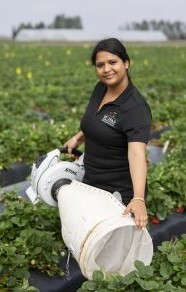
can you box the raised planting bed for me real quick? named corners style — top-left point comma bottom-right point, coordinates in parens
top-left (0, 163), bottom-right (31, 187)
top-left (0, 187), bottom-right (186, 291)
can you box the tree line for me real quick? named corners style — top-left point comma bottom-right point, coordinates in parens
top-left (12, 14), bottom-right (83, 38)
top-left (119, 20), bottom-right (186, 39)
top-left (13, 17), bottom-right (186, 40)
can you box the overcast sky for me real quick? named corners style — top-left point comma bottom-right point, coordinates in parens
top-left (0, 0), bottom-right (186, 37)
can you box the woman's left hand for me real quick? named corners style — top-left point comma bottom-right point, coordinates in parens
top-left (123, 200), bottom-right (148, 229)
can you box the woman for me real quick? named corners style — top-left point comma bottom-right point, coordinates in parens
top-left (64, 38), bottom-right (151, 229)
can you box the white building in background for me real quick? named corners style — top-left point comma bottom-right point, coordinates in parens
top-left (16, 29), bottom-right (167, 42)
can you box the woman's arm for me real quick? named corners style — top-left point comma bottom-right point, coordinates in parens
top-left (64, 131), bottom-right (85, 154)
top-left (124, 142), bottom-right (148, 229)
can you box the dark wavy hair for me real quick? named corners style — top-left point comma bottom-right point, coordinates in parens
top-left (91, 38), bottom-right (130, 66)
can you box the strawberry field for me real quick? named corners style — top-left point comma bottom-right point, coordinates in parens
top-left (0, 42), bottom-right (185, 218)
top-left (0, 42), bottom-right (186, 290)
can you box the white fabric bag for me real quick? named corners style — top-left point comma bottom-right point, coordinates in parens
top-left (57, 180), bottom-right (153, 279)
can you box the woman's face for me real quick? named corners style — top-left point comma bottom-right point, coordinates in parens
top-left (95, 51), bottom-right (129, 87)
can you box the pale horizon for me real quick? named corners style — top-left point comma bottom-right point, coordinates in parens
top-left (0, 0), bottom-right (186, 37)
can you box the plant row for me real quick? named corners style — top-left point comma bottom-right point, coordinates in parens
top-left (78, 234), bottom-right (186, 292)
top-left (0, 43), bottom-right (185, 220)
top-left (0, 191), bottom-right (185, 291)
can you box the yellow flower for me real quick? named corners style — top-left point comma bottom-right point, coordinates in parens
top-left (38, 55), bottom-right (43, 60)
top-left (85, 60), bottom-right (90, 66)
top-left (27, 72), bottom-right (33, 79)
top-left (66, 49), bottom-right (72, 56)
top-left (45, 60), bottom-right (50, 66)
top-left (50, 119), bottom-right (54, 125)
top-left (71, 107), bottom-right (77, 113)
top-left (5, 52), bottom-right (10, 58)
top-left (31, 259), bottom-right (36, 265)
top-left (16, 67), bottom-right (22, 75)
top-left (83, 44), bottom-right (90, 49)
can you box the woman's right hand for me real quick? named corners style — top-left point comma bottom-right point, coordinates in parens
top-left (64, 131), bottom-right (85, 154)
top-left (64, 136), bottom-right (79, 154)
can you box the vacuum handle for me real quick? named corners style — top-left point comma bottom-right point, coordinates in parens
top-left (58, 147), bottom-right (83, 157)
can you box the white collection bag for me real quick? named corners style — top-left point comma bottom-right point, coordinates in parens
top-left (57, 180), bottom-right (153, 279)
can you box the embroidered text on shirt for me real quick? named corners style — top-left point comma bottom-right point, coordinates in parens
top-left (101, 111), bottom-right (118, 127)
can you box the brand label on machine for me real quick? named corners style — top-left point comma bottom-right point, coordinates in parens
top-left (65, 168), bottom-right (77, 175)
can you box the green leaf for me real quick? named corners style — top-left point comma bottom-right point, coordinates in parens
top-left (10, 216), bottom-right (27, 227)
top-left (134, 261), bottom-right (153, 279)
top-left (22, 278), bottom-right (30, 288)
top-left (92, 270), bottom-right (104, 282)
top-left (24, 286), bottom-right (39, 292)
top-left (14, 267), bottom-right (30, 279)
top-left (31, 246), bottom-right (42, 256)
top-left (106, 274), bottom-right (115, 282)
top-left (81, 281), bottom-right (97, 291)
top-left (163, 281), bottom-right (182, 292)
top-left (107, 283), bottom-right (118, 290)
top-left (167, 253), bottom-right (180, 263)
top-left (135, 278), bottom-right (159, 290)
top-left (7, 246), bottom-right (17, 255)
top-left (159, 262), bottom-right (174, 279)
top-left (135, 260), bottom-right (146, 270)
top-left (181, 276), bottom-right (186, 286)
top-left (12, 254), bottom-right (26, 265)
top-left (158, 241), bottom-right (172, 252)
top-left (121, 270), bottom-right (136, 285)
top-left (181, 234), bottom-right (186, 240)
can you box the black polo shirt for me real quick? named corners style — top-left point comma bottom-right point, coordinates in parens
top-left (81, 81), bottom-right (151, 204)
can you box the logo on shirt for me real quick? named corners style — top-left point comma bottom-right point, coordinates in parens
top-left (101, 111), bottom-right (118, 127)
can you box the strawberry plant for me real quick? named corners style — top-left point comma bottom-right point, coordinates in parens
top-left (0, 191), bottom-right (66, 290)
top-left (78, 235), bottom-right (186, 291)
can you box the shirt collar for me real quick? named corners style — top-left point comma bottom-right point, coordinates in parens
top-left (112, 82), bottom-right (133, 106)
top-left (100, 81), bottom-right (133, 107)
